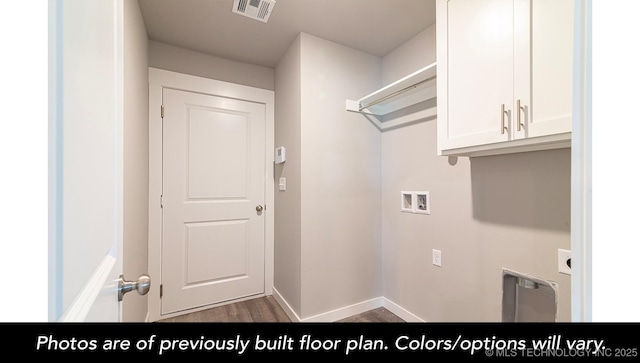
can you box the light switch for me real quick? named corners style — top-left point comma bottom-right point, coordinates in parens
top-left (279, 177), bottom-right (286, 191)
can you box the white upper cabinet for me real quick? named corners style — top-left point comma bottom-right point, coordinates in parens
top-left (517, 0), bottom-right (574, 139)
top-left (437, 0), bottom-right (574, 157)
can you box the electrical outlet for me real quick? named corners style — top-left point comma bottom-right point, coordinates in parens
top-left (432, 249), bottom-right (442, 267)
top-left (558, 249), bottom-right (571, 275)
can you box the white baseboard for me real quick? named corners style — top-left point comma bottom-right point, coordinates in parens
top-left (301, 297), bottom-right (384, 322)
top-left (271, 288), bottom-right (425, 323)
top-left (382, 297), bottom-right (425, 322)
top-left (271, 287), bottom-right (302, 322)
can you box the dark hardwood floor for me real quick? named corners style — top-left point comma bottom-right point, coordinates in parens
top-left (158, 296), bottom-right (405, 323)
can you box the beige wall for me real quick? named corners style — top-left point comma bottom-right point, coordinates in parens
top-left (380, 26), bottom-right (571, 321)
top-left (123, 0), bottom-right (149, 322)
top-left (148, 40), bottom-right (274, 90)
top-left (274, 35), bottom-right (303, 316)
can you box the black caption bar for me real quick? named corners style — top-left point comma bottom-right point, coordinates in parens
top-left (2, 322), bottom-right (639, 361)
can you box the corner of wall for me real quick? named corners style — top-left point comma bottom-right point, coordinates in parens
top-left (297, 33), bottom-right (382, 319)
top-left (273, 33), bottom-right (303, 318)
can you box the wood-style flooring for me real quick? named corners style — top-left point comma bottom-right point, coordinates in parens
top-left (158, 296), bottom-right (405, 323)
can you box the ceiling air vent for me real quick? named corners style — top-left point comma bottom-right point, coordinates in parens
top-left (232, 0), bottom-right (276, 23)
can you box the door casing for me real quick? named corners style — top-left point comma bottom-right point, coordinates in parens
top-left (147, 67), bottom-right (274, 322)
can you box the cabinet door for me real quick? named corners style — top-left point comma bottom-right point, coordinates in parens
top-left (439, 0), bottom-right (514, 150)
top-left (514, 0), bottom-right (573, 139)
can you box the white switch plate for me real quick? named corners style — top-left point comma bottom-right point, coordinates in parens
top-left (275, 146), bottom-right (286, 164)
top-left (558, 249), bottom-right (571, 275)
top-left (432, 249), bottom-right (442, 267)
top-left (279, 177), bottom-right (286, 191)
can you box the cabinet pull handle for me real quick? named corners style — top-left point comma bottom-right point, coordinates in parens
top-left (501, 104), bottom-right (508, 134)
top-left (516, 99), bottom-right (525, 131)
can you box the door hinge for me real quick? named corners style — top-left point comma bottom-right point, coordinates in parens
top-left (160, 284), bottom-right (163, 298)
top-left (160, 194), bottom-right (163, 209)
top-left (161, 105), bottom-right (164, 118)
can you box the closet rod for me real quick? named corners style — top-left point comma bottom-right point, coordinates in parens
top-left (359, 75), bottom-right (437, 111)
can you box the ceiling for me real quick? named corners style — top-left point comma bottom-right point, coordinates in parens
top-left (138, 0), bottom-right (436, 69)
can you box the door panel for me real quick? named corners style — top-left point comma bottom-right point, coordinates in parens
top-left (515, 0), bottom-right (574, 138)
top-left (50, 0), bottom-right (123, 322)
top-left (445, 0), bottom-right (513, 149)
top-left (162, 88), bottom-right (265, 314)
top-left (187, 108), bottom-right (248, 199)
top-left (185, 220), bottom-right (249, 284)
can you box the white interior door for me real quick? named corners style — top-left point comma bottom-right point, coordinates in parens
top-left (49, 0), bottom-right (124, 322)
top-left (161, 88), bottom-right (266, 315)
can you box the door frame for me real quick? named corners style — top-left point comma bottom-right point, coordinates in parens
top-left (570, 0), bottom-right (592, 322)
top-left (147, 68), bottom-right (274, 322)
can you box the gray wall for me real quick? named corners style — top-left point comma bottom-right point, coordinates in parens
top-left (274, 35), bottom-right (302, 316)
top-left (380, 26), bottom-right (571, 321)
top-left (148, 40), bottom-right (275, 90)
top-left (274, 33), bottom-right (382, 319)
top-left (299, 33), bottom-right (382, 318)
top-left (123, 0), bottom-right (149, 322)
top-left (382, 26), bottom-right (436, 84)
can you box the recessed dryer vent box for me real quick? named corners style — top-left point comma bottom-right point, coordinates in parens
top-left (502, 268), bottom-right (558, 322)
